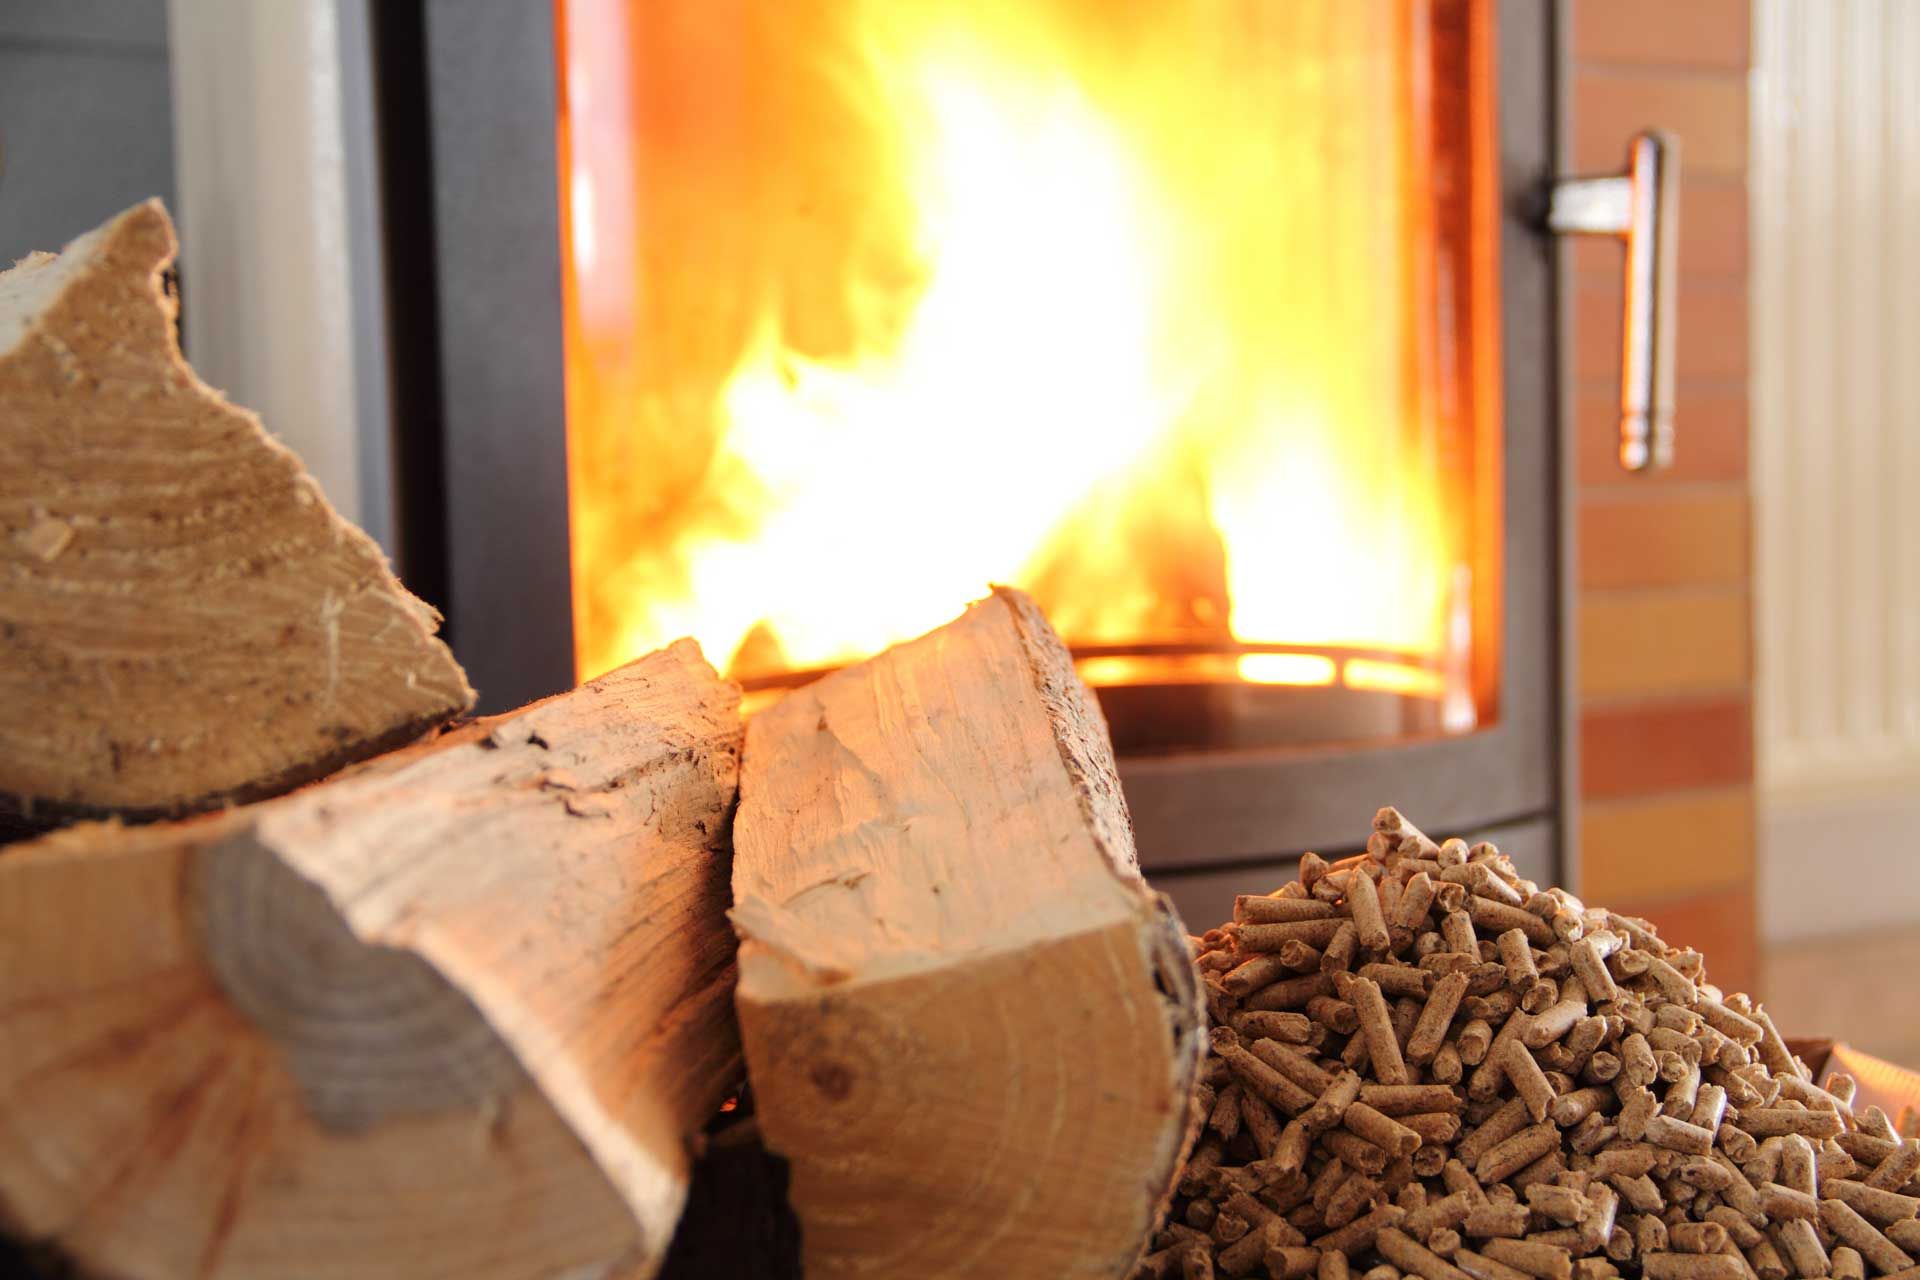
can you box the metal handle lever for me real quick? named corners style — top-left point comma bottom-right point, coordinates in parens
top-left (1549, 130), bottom-right (1681, 472)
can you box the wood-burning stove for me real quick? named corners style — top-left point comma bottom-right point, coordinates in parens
top-left (372, 1), bottom-right (1598, 924)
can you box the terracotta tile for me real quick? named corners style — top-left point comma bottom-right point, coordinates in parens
top-left (1580, 698), bottom-right (1752, 800)
top-left (1581, 787), bottom-right (1754, 902)
top-left (1578, 589), bottom-right (1749, 703)
top-left (1575, 387), bottom-right (1748, 488)
top-left (1572, 0), bottom-right (1750, 72)
top-left (1578, 490), bottom-right (1748, 590)
top-left (1609, 885), bottom-right (1757, 996)
top-left (1574, 70), bottom-right (1747, 178)
top-left (1570, 178), bottom-right (1747, 282)
top-left (1574, 277), bottom-right (1748, 387)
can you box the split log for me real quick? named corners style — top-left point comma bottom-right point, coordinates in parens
top-left (0, 200), bottom-right (472, 825)
top-left (731, 587), bottom-right (1205, 1279)
top-left (0, 640), bottom-right (741, 1280)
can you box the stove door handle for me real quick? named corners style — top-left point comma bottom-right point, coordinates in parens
top-left (1549, 130), bottom-right (1681, 472)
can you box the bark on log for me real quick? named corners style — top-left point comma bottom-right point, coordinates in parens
top-left (0, 200), bottom-right (472, 825)
top-left (0, 641), bottom-right (742, 1280)
top-left (731, 587), bottom-right (1205, 1279)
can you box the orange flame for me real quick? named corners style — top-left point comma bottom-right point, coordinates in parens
top-left (558, 0), bottom-right (1498, 722)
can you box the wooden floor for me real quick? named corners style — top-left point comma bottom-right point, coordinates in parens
top-left (1761, 926), bottom-right (1920, 1070)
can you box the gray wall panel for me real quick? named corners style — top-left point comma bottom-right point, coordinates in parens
top-left (0, 36), bottom-right (173, 265)
top-left (0, 1), bottom-right (167, 49)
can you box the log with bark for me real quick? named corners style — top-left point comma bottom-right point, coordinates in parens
top-left (0, 200), bottom-right (473, 827)
top-left (730, 587), bottom-right (1207, 1279)
top-left (0, 640), bottom-right (742, 1280)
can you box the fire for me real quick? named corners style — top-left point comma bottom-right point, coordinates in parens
top-left (558, 1), bottom-right (1496, 721)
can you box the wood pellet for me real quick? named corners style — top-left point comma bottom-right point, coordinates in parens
top-left (1143, 808), bottom-right (1920, 1280)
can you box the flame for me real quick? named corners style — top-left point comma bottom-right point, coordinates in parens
top-left (558, 0), bottom-right (1497, 716)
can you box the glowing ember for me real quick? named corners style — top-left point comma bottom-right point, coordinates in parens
top-left (558, 1), bottom-right (1498, 726)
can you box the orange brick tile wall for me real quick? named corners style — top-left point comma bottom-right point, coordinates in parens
top-left (1566, 0), bottom-right (1756, 991)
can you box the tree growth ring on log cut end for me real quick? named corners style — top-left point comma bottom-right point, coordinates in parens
top-left (0, 641), bottom-right (744, 1280)
top-left (0, 200), bottom-right (473, 825)
top-left (731, 587), bottom-right (1206, 1280)
top-left (192, 830), bottom-right (529, 1130)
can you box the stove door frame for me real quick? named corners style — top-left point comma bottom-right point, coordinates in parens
top-left (395, 0), bottom-right (1568, 889)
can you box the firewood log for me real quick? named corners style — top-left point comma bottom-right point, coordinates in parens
top-left (731, 587), bottom-right (1206, 1279)
top-left (0, 200), bottom-right (472, 827)
top-left (0, 641), bottom-right (741, 1280)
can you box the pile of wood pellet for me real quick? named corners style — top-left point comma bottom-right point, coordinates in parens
top-left (1141, 808), bottom-right (1920, 1280)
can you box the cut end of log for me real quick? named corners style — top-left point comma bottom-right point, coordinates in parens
top-left (193, 827), bottom-right (531, 1131)
top-left (0, 200), bottom-right (474, 824)
top-left (0, 642), bottom-right (744, 1280)
top-left (731, 589), bottom-right (1204, 1279)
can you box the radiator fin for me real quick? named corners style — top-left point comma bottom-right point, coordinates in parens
top-left (1753, 0), bottom-right (1920, 795)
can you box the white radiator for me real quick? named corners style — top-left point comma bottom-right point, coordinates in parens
top-left (1752, 0), bottom-right (1920, 939)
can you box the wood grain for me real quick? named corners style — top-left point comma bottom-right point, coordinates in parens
top-left (0, 641), bottom-right (743, 1280)
top-left (0, 201), bottom-right (472, 822)
top-left (731, 588), bottom-right (1204, 1280)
